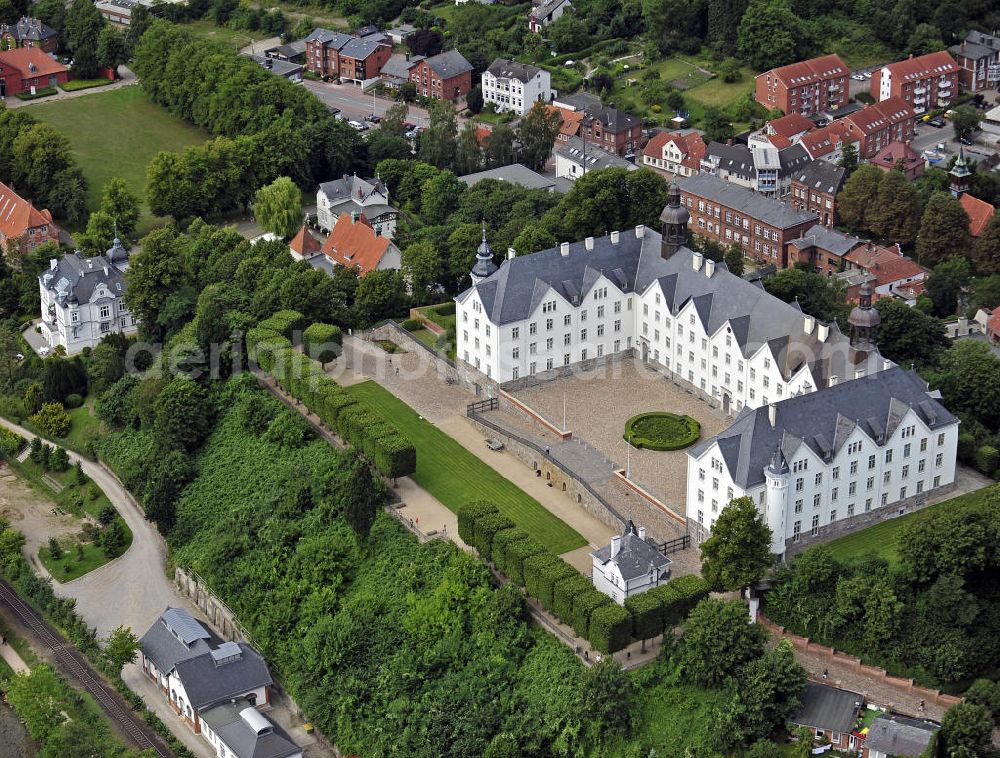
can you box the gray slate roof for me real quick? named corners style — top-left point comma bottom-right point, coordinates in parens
top-left (678, 173), bottom-right (819, 228)
top-left (246, 54), bottom-right (302, 79)
top-left (705, 142), bottom-right (756, 179)
top-left (139, 607), bottom-right (214, 675)
top-left (791, 160), bottom-right (846, 196)
top-left (305, 27), bottom-right (352, 49)
top-left (951, 31), bottom-right (1000, 61)
top-left (590, 520), bottom-right (670, 581)
top-left (173, 642), bottom-right (272, 710)
top-left (318, 174), bottom-right (387, 205)
top-left (272, 40), bottom-right (306, 59)
top-left (556, 91), bottom-right (640, 134)
top-left (39, 251), bottom-right (127, 307)
top-left (486, 58), bottom-right (543, 83)
top-left (340, 33), bottom-right (388, 60)
top-left (459, 163), bottom-right (555, 190)
top-left (706, 142), bottom-right (810, 177)
top-left (201, 700), bottom-right (301, 758)
top-left (2, 17), bottom-right (57, 42)
top-left (689, 367), bottom-right (955, 489)
top-left (531, 0), bottom-right (569, 20)
top-left (425, 49), bottom-right (473, 79)
top-left (557, 135), bottom-right (637, 172)
top-left (792, 683), bottom-right (863, 733)
top-left (787, 225), bottom-right (861, 257)
top-left (380, 53), bottom-right (421, 80)
top-left (865, 715), bottom-right (938, 757)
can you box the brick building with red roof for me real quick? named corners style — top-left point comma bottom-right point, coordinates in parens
top-left (842, 242), bottom-right (929, 302)
top-left (871, 141), bottom-right (924, 180)
top-left (841, 98), bottom-right (915, 159)
top-left (754, 54), bottom-right (850, 116)
top-left (871, 51), bottom-right (959, 116)
top-left (0, 181), bottom-right (60, 255)
top-left (0, 46), bottom-right (68, 96)
top-left (959, 193), bottom-right (995, 237)
top-left (641, 131), bottom-right (705, 177)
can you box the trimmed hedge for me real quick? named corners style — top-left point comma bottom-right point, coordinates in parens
top-left (572, 589), bottom-right (613, 640)
top-left (553, 574), bottom-right (592, 624)
top-left (625, 590), bottom-right (665, 641)
top-left (504, 536), bottom-right (546, 587)
top-left (259, 309), bottom-right (305, 338)
top-left (400, 318), bottom-right (421, 331)
top-left (473, 511), bottom-right (514, 562)
top-left (533, 558), bottom-right (578, 613)
top-left (623, 412), bottom-right (701, 451)
top-left (651, 574), bottom-right (712, 628)
top-left (303, 322), bottom-right (343, 365)
top-left (458, 500), bottom-right (500, 547)
top-left (523, 552), bottom-right (564, 611)
top-left (589, 603), bottom-right (633, 654)
top-left (491, 527), bottom-right (529, 576)
top-left (976, 445), bottom-right (998, 477)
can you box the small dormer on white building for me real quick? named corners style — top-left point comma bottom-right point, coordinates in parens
top-left (591, 520), bottom-right (671, 604)
top-left (38, 238), bottom-right (137, 355)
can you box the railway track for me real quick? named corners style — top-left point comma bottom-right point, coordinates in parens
top-left (0, 578), bottom-right (172, 756)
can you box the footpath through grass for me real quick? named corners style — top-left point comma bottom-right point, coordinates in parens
top-left (29, 86), bottom-right (208, 234)
top-left (824, 484), bottom-right (999, 566)
top-left (345, 380), bottom-right (586, 554)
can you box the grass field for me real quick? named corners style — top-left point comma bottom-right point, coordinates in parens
top-left (29, 86), bottom-right (208, 235)
top-left (39, 539), bottom-right (113, 582)
top-left (183, 18), bottom-right (258, 50)
top-left (345, 380), bottom-right (586, 554)
top-left (824, 484), bottom-right (999, 566)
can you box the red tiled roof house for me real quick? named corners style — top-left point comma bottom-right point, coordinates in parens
top-left (871, 51), bottom-right (959, 116)
top-left (641, 131), bottom-right (705, 177)
top-left (841, 98), bottom-right (915, 159)
top-left (0, 181), bottom-right (60, 256)
top-left (959, 193), bottom-right (994, 237)
top-left (0, 46), bottom-right (68, 97)
top-left (754, 54), bottom-right (850, 116)
top-left (321, 213), bottom-right (401, 275)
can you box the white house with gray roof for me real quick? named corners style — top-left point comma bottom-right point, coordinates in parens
top-left (591, 519), bottom-right (671, 603)
top-left (138, 607), bottom-right (295, 758)
top-left (482, 59), bottom-right (553, 116)
top-left (316, 174), bottom-right (397, 237)
top-left (456, 186), bottom-right (884, 417)
top-left (38, 239), bottom-right (137, 355)
top-left (685, 366), bottom-right (958, 556)
top-left (866, 714), bottom-right (939, 758)
top-left (555, 136), bottom-right (638, 180)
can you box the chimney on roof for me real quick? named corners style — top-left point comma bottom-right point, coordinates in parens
top-left (692, 251), bottom-right (703, 271)
top-left (768, 403), bottom-right (777, 428)
top-left (610, 534), bottom-right (621, 558)
top-left (804, 314), bottom-right (815, 334)
top-left (817, 322), bottom-right (829, 342)
top-left (560, 242), bottom-right (570, 257)
top-left (635, 225), bottom-right (645, 238)
top-left (829, 374), bottom-right (839, 386)
top-left (351, 210), bottom-right (358, 223)
top-left (638, 526), bottom-right (646, 540)
top-left (611, 230), bottom-right (620, 244)
top-left (704, 259), bottom-right (715, 277)
top-left (50, 259), bottom-right (57, 270)
top-left (585, 236), bottom-right (594, 250)
top-left (507, 247), bottom-right (516, 260)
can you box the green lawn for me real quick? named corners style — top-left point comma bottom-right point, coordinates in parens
top-left (39, 539), bottom-right (112, 582)
top-left (183, 18), bottom-right (258, 50)
top-left (344, 380), bottom-right (586, 554)
top-left (29, 86), bottom-right (208, 235)
top-left (824, 485), bottom-right (999, 566)
top-left (64, 400), bottom-right (105, 455)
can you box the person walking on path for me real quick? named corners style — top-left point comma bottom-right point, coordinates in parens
top-left (544, 445), bottom-right (550, 456)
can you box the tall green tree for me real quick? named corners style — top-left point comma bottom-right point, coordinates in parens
top-left (972, 214), bottom-right (1000, 275)
top-left (518, 101), bottom-right (562, 172)
top-left (154, 376), bottom-right (212, 452)
top-left (916, 192), bottom-right (972, 266)
top-left (80, 210), bottom-right (116, 253)
top-left (699, 496), bottom-right (773, 592)
top-left (707, 0), bottom-right (747, 55)
top-left (868, 170), bottom-right (920, 245)
top-left (454, 121), bottom-right (483, 176)
top-left (402, 241), bottom-right (443, 300)
top-left (702, 106), bottom-right (734, 143)
top-left (837, 141), bottom-right (858, 178)
top-left (418, 100), bottom-right (458, 169)
top-left (380, 101), bottom-right (409, 137)
top-left (579, 659), bottom-right (632, 734)
top-left (925, 255), bottom-right (973, 316)
top-left (98, 177), bottom-right (139, 240)
top-left (353, 269), bottom-right (405, 326)
top-left (484, 123), bottom-right (517, 169)
top-left (927, 340), bottom-right (1000, 431)
top-left (951, 106), bottom-right (980, 141)
top-left (64, 0), bottom-right (105, 78)
top-left (254, 176), bottom-right (303, 240)
top-left (96, 25), bottom-right (128, 72)
top-left (124, 226), bottom-right (193, 340)
top-left (643, 0), bottom-right (706, 49)
top-left (681, 598), bottom-right (768, 687)
top-left (873, 298), bottom-right (948, 365)
top-left (836, 164), bottom-right (883, 231)
top-left (940, 702), bottom-right (993, 757)
top-left (737, 0), bottom-right (809, 70)
top-left (102, 625), bottom-right (139, 673)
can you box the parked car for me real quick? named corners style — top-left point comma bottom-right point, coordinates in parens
top-left (851, 73), bottom-right (866, 81)
top-left (366, 114), bottom-right (382, 123)
top-left (959, 136), bottom-right (974, 146)
top-left (863, 71), bottom-right (872, 79)
top-left (348, 120), bottom-right (369, 131)
top-left (39, 346), bottom-right (50, 356)
top-left (927, 117), bottom-right (946, 128)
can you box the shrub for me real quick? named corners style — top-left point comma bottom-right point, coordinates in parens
top-left (458, 500), bottom-right (500, 547)
top-left (50, 447), bottom-right (70, 471)
top-left (625, 590), bottom-right (664, 641)
top-left (589, 603), bottom-right (633, 654)
top-left (96, 375), bottom-right (139, 429)
top-left (524, 552), bottom-right (564, 609)
top-left (491, 527), bottom-right (528, 576)
top-left (572, 588), bottom-right (613, 640)
top-left (623, 412), bottom-right (700, 451)
top-left (48, 536), bottom-right (63, 559)
top-left (98, 504), bottom-right (117, 525)
top-left (504, 536), bottom-right (546, 587)
top-left (958, 432), bottom-right (977, 463)
top-left (401, 318), bottom-right (421, 331)
top-left (303, 323), bottom-right (343, 365)
top-left (433, 302), bottom-right (456, 316)
top-left (29, 403), bottom-right (71, 438)
top-left (259, 309), bottom-right (305, 338)
top-left (655, 574), bottom-right (712, 627)
top-left (976, 445), bottom-right (999, 477)
top-left (553, 574), bottom-right (592, 624)
top-left (264, 409), bottom-right (312, 448)
top-left (64, 393), bottom-right (84, 409)
top-left (474, 511), bottom-right (515, 563)
top-left (533, 558), bottom-right (577, 612)
top-left (0, 428), bottom-right (24, 458)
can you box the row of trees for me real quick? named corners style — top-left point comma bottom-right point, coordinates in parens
top-left (766, 486), bottom-right (1000, 684)
top-left (0, 106), bottom-right (88, 226)
top-left (458, 500), bottom-right (711, 653)
top-left (134, 21), bottom-right (361, 221)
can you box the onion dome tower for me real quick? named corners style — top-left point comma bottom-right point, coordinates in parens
top-left (659, 183), bottom-right (690, 259)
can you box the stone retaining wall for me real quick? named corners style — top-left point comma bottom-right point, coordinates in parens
top-left (174, 567), bottom-right (251, 644)
top-left (499, 390), bottom-right (572, 440)
top-left (613, 469), bottom-right (686, 526)
top-left (758, 612), bottom-right (962, 710)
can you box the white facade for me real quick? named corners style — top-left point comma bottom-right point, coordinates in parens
top-left (316, 177), bottom-right (396, 237)
top-left (482, 62), bottom-right (553, 116)
top-left (38, 248), bottom-right (138, 356)
top-left (686, 401), bottom-right (959, 556)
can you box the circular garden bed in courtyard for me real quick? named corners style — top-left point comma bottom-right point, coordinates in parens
top-left (624, 412), bottom-right (701, 451)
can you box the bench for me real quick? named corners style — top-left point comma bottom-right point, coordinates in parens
top-left (486, 439), bottom-right (505, 452)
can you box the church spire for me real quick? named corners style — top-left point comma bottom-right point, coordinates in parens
top-left (470, 221), bottom-right (498, 284)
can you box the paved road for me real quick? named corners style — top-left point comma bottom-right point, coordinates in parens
top-left (5, 67), bottom-right (137, 110)
top-left (302, 79), bottom-right (436, 127)
top-left (0, 417), bottom-right (186, 640)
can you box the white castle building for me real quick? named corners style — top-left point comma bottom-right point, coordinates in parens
top-left (686, 366), bottom-right (959, 557)
top-left (456, 185), bottom-right (886, 416)
top-left (38, 239), bottom-right (138, 355)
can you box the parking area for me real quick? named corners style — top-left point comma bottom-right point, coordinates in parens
top-left (21, 320), bottom-right (51, 358)
top-left (511, 360), bottom-right (730, 516)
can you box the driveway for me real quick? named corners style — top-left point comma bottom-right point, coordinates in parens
top-left (5, 67), bottom-right (137, 110)
top-left (302, 80), bottom-right (438, 127)
top-left (21, 320), bottom-right (50, 358)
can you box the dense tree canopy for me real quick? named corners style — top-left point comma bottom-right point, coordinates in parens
top-left (699, 496), bottom-right (773, 591)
